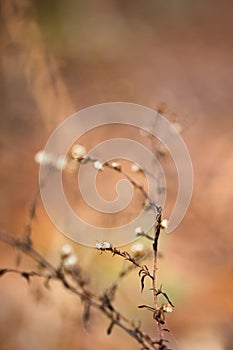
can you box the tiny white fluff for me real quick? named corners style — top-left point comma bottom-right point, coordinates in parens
top-left (94, 161), bottom-right (104, 171)
top-left (161, 219), bottom-right (168, 229)
top-left (102, 241), bottom-right (111, 249)
top-left (63, 254), bottom-right (78, 272)
top-left (71, 144), bottom-right (86, 160)
top-left (131, 243), bottom-right (144, 256)
top-left (96, 242), bottom-right (103, 249)
top-left (111, 162), bottom-right (122, 171)
top-left (135, 227), bottom-right (143, 235)
top-left (60, 244), bottom-right (73, 258)
top-left (96, 241), bottom-right (111, 249)
top-left (131, 163), bottom-right (141, 173)
top-left (34, 150), bottom-right (53, 165)
top-left (163, 304), bottom-right (173, 313)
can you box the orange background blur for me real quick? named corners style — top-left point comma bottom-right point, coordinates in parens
top-left (0, 1), bottom-right (232, 349)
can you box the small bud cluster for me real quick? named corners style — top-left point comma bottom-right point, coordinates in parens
top-left (96, 241), bottom-right (112, 250)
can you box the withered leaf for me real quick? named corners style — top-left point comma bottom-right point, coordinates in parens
top-left (140, 274), bottom-right (147, 292)
top-left (21, 272), bottom-right (30, 283)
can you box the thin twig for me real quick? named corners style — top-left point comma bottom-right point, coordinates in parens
top-left (98, 246), bottom-right (154, 282)
top-left (0, 230), bottom-right (162, 350)
top-left (24, 188), bottom-right (40, 244)
top-left (77, 156), bottom-right (162, 214)
top-left (152, 213), bottom-right (163, 341)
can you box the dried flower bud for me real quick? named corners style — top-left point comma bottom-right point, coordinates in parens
top-left (162, 304), bottom-right (173, 313)
top-left (111, 162), bottom-right (122, 171)
top-left (131, 243), bottom-right (144, 257)
top-left (71, 144), bottom-right (86, 160)
top-left (96, 241), bottom-right (112, 250)
top-left (60, 244), bottom-right (73, 258)
top-left (96, 242), bottom-right (103, 250)
top-left (135, 227), bottom-right (144, 235)
top-left (94, 161), bottom-right (104, 171)
top-left (161, 219), bottom-right (168, 230)
top-left (157, 146), bottom-right (168, 157)
top-left (63, 254), bottom-right (78, 272)
top-left (102, 241), bottom-right (112, 249)
top-left (131, 163), bottom-right (142, 173)
top-left (157, 102), bottom-right (167, 114)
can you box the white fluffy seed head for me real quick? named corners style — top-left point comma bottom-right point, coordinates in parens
top-left (60, 244), bottom-right (73, 258)
top-left (71, 144), bottom-right (86, 160)
top-left (162, 304), bottom-right (173, 313)
top-left (96, 241), bottom-right (111, 250)
top-left (102, 241), bottom-right (111, 249)
top-left (135, 227), bottom-right (143, 235)
top-left (34, 150), bottom-right (44, 164)
top-left (131, 243), bottom-right (144, 257)
top-left (111, 162), bottom-right (122, 171)
top-left (63, 254), bottom-right (78, 272)
top-left (161, 219), bottom-right (169, 230)
top-left (131, 163), bottom-right (141, 173)
top-left (34, 150), bottom-right (53, 165)
top-left (94, 161), bottom-right (104, 171)
top-left (96, 242), bottom-right (103, 249)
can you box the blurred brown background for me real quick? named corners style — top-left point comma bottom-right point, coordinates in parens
top-left (0, 0), bottom-right (233, 349)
